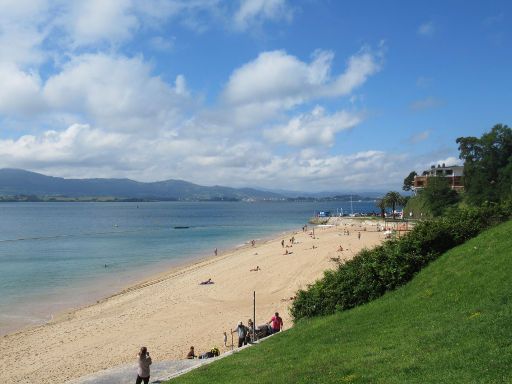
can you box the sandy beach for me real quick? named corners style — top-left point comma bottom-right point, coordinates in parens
top-left (1, 219), bottom-right (385, 383)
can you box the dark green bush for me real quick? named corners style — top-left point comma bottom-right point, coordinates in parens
top-left (291, 205), bottom-right (511, 321)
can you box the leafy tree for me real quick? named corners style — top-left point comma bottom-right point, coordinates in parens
top-left (421, 176), bottom-right (459, 216)
top-left (402, 171), bottom-right (417, 191)
top-left (384, 191), bottom-right (406, 219)
top-left (456, 124), bottom-right (512, 204)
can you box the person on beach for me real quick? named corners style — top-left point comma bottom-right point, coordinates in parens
top-left (358, 232), bottom-right (361, 240)
top-left (268, 312), bottom-right (283, 333)
top-left (214, 248), bottom-right (218, 256)
top-left (232, 321), bottom-right (249, 347)
top-left (223, 331), bottom-right (228, 347)
top-left (186, 346), bottom-right (196, 359)
top-left (281, 239), bottom-right (285, 248)
top-left (200, 278), bottom-right (214, 285)
top-left (251, 239), bottom-right (256, 247)
top-left (250, 266), bottom-right (261, 271)
top-left (246, 319), bottom-right (255, 343)
top-left (135, 347), bottom-right (152, 384)
top-left (337, 245), bottom-right (344, 252)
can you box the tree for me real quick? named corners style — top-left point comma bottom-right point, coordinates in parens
top-left (420, 176), bottom-right (459, 216)
top-left (376, 198), bottom-right (386, 218)
top-left (384, 191), bottom-right (406, 219)
top-left (456, 124), bottom-right (512, 204)
top-left (402, 171), bottom-right (417, 191)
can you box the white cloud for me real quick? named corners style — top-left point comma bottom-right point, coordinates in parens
top-left (0, 0), bottom-right (50, 66)
top-left (0, 63), bottom-right (45, 115)
top-left (418, 21), bottom-right (435, 37)
top-left (222, 47), bottom-right (380, 126)
top-left (432, 157), bottom-right (461, 167)
top-left (0, 118), bottom-right (411, 191)
top-left (234, 0), bottom-right (292, 30)
top-left (43, 54), bottom-right (190, 132)
top-left (62, 0), bottom-right (138, 47)
top-left (0, 2), bottom-right (397, 191)
top-left (0, 124), bottom-right (126, 169)
top-left (264, 106), bottom-right (361, 147)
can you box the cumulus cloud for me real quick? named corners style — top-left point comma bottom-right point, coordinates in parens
top-left (233, 0), bottom-right (292, 30)
top-left (0, 63), bottom-right (45, 115)
top-left (62, 0), bottom-right (139, 47)
top-left (0, 118), bottom-right (411, 191)
top-left (43, 54), bottom-right (190, 132)
top-left (0, 124), bottom-right (126, 169)
top-left (0, 1), bottom-right (398, 191)
top-left (0, 0), bottom-right (50, 66)
top-left (264, 106), bottom-right (361, 147)
top-left (222, 47), bottom-right (380, 126)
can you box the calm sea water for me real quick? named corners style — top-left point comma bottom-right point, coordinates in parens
top-left (0, 201), bottom-right (376, 335)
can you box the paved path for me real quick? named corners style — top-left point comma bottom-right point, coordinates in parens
top-left (67, 334), bottom-right (274, 383)
top-left (67, 352), bottom-right (234, 384)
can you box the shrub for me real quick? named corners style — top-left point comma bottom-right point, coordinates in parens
top-left (291, 205), bottom-right (511, 321)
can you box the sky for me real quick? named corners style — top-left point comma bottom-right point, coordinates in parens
top-left (0, 0), bottom-right (511, 192)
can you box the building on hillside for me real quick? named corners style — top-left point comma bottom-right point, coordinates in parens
top-left (412, 164), bottom-right (464, 194)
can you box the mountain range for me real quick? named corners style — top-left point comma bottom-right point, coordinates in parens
top-left (0, 169), bottom-right (379, 202)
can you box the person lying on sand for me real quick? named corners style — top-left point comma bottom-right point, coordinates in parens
top-left (250, 266), bottom-right (261, 272)
top-left (200, 278), bottom-right (214, 285)
top-left (284, 249), bottom-right (293, 255)
top-left (337, 245), bottom-right (344, 252)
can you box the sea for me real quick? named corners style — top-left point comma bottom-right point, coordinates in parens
top-left (0, 201), bottom-right (376, 335)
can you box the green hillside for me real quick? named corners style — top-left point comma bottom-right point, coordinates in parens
top-left (169, 220), bottom-right (512, 383)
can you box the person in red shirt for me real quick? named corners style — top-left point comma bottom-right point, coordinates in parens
top-left (268, 312), bottom-right (283, 333)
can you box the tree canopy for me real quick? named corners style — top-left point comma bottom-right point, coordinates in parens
top-left (402, 171), bottom-right (417, 191)
top-left (456, 124), bottom-right (512, 204)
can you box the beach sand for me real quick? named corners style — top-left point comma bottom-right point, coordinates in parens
top-left (0, 220), bottom-right (385, 383)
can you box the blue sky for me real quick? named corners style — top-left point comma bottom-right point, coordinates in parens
top-left (0, 0), bottom-right (510, 192)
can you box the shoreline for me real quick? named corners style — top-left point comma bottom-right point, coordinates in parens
top-left (0, 225), bottom-right (299, 338)
top-left (0, 219), bottom-right (386, 384)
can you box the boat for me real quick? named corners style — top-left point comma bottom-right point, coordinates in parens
top-left (173, 226), bottom-right (190, 229)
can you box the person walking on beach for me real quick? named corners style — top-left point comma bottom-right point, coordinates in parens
top-left (135, 347), bottom-right (152, 384)
top-left (214, 248), bottom-right (218, 256)
top-left (268, 312), bottom-right (283, 333)
top-left (223, 331), bottom-right (228, 347)
top-left (358, 232), bottom-right (361, 240)
top-left (281, 239), bottom-right (285, 248)
top-left (232, 321), bottom-right (248, 347)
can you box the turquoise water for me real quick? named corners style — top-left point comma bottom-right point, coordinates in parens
top-left (0, 201), bottom-right (376, 334)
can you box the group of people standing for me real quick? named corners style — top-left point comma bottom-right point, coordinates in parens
top-left (232, 312), bottom-right (284, 348)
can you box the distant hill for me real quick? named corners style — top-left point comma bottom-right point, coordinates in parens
top-left (0, 169), bottom-right (284, 201)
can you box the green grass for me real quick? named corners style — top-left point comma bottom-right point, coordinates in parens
top-left (168, 220), bottom-right (512, 384)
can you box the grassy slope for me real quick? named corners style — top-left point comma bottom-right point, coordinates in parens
top-left (169, 221), bottom-right (512, 383)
